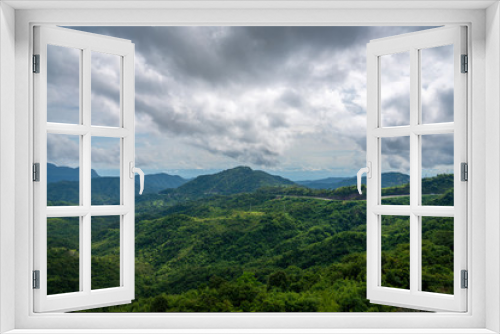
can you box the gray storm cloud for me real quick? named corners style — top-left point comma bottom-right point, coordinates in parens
top-left (90, 51), bottom-right (121, 127)
top-left (47, 45), bottom-right (80, 124)
top-left (381, 136), bottom-right (410, 173)
top-left (47, 134), bottom-right (79, 167)
top-left (421, 44), bottom-right (454, 124)
top-left (91, 137), bottom-right (121, 168)
top-left (47, 134), bottom-right (121, 168)
top-left (54, 26), bottom-right (446, 174)
top-left (421, 134), bottom-right (454, 170)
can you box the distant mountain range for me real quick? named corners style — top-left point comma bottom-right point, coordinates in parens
top-left (47, 163), bottom-right (187, 205)
top-left (160, 166), bottom-right (295, 199)
top-left (48, 163), bottom-right (186, 191)
top-left (296, 177), bottom-right (348, 189)
top-left (295, 172), bottom-right (409, 190)
top-left (47, 163), bottom-right (100, 183)
top-left (136, 173), bottom-right (187, 193)
top-left (46, 164), bottom-right (412, 205)
top-left (335, 172), bottom-right (410, 189)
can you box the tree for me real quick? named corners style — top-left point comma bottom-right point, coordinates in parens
top-left (150, 295), bottom-right (169, 312)
top-left (267, 271), bottom-right (290, 291)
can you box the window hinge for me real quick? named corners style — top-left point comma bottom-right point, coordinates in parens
top-left (461, 54), bottom-right (468, 73)
top-left (461, 162), bottom-right (468, 181)
top-left (33, 54), bottom-right (40, 73)
top-left (33, 163), bottom-right (40, 182)
top-left (33, 270), bottom-right (40, 289)
top-left (461, 270), bottom-right (468, 289)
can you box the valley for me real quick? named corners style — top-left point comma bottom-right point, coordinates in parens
top-left (46, 165), bottom-right (454, 312)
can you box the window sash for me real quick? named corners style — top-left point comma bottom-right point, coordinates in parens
top-left (366, 26), bottom-right (468, 312)
top-left (33, 25), bottom-right (136, 313)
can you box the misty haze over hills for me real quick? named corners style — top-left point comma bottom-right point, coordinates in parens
top-left (47, 164), bottom-right (414, 205)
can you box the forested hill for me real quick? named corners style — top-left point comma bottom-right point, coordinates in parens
top-left (160, 166), bottom-right (295, 198)
top-left (47, 165), bottom-right (187, 205)
top-left (295, 172), bottom-right (409, 190)
top-left (47, 163), bottom-right (186, 191)
top-left (47, 163), bottom-right (451, 209)
top-left (136, 173), bottom-right (187, 192)
top-left (333, 172), bottom-right (410, 189)
top-left (46, 172), bottom-right (454, 312)
top-left (296, 177), bottom-right (348, 189)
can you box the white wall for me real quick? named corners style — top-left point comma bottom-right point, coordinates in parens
top-left (3, 3), bottom-right (494, 332)
top-left (0, 2), bottom-right (16, 333)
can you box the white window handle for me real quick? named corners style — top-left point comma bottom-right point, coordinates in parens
top-left (129, 162), bottom-right (145, 195)
top-left (357, 162), bottom-right (372, 195)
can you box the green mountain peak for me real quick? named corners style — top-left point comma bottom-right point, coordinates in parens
top-left (160, 166), bottom-right (295, 198)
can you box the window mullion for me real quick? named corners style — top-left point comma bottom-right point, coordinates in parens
top-left (81, 214), bottom-right (91, 293)
top-left (409, 47), bottom-right (420, 294)
top-left (409, 46), bottom-right (419, 210)
top-left (82, 47), bottom-right (91, 207)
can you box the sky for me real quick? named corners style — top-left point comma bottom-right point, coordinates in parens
top-left (46, 26), bottom-right (454, 180)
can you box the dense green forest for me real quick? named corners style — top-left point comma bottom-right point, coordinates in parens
top-left (46, 168), bottom-right (454, 312)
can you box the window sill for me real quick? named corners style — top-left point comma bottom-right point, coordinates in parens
top-left (4, 330), bottom-right (498, 334)
top-left (4, 329), bottom-right (497, 334)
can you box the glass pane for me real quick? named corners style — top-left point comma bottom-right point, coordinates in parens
top-left (47, 217), bottom-right (80, 295)
top-left (421, 216), bottom-right (454, 294)
top-left (47, 45), bottom-right (81, 124)
top-left (381, 137), bottom-right (410, 205)
top-left (92, 216), bottom-right (120, 290)
top-left (47, 134), bottom-right (80, 206)
top-left (381, 215), bottom-right (410, 289)
top-left (421, 45), bottom-right (454, 124)
top-left (91, 52), bottom-right (121, 127)
top-left (421, 134), bottom-right (454, 206)
top-left (380, 52), bottom-right (410, 127)
top-left (91, 137), bottom-right (121, 205)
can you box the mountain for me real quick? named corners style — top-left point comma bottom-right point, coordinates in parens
top-left (49, 173), bottom-right (454, 312)
top-left (47, 172), bottom-right (187, 205)
top-left (295, 172), bottom-right (409, 190)
top-left (380, 172), bottom-right (411, 188)
top-left (138, 173), bottom-right (186, 193)
top-left (69, 173), bottom-right (453, 312)
top-left (47, 164), bottom-right (185, 192)
top-left (381, 173), bottom-right (454, 198)
top-left (296, 177), bottom-right (348, 189)
top-left (160, 166), bottom-right (295, 198)
top-left (47, 163), bottom-right (100, 183)
top-left (332, 172), bottom-right (410, 189)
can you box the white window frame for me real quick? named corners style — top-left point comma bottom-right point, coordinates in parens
top-left (1, 1), bottom-right (499, 333)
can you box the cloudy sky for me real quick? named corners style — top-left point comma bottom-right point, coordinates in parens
top-left (46, 26), bottom-right (454, 180)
